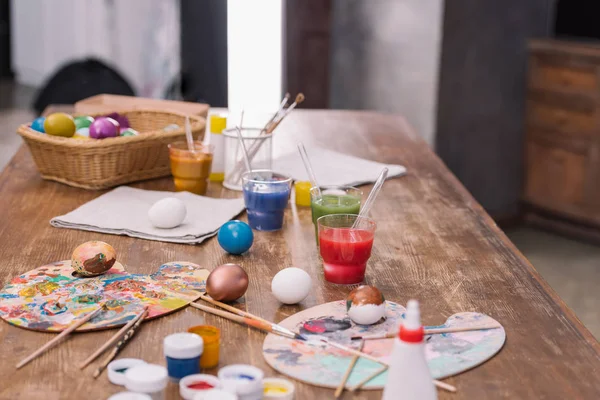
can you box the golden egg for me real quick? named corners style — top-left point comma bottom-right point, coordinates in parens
top-left (206, 263), bottom-right (249, 302)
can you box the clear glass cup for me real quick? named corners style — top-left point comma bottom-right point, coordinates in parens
top-left (223, 128), bottom-right (273, 191)
top-left (168, 141), bottom-right (214, 195)
top-left (310, 186), bottom-right (363, 242)
top-left (317, 214), bottom-right (376, 284)
top-left (242, 170), bottom-right (292, 231)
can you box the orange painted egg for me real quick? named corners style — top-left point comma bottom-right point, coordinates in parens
top-left (71, 241), bottom-right (117, 276)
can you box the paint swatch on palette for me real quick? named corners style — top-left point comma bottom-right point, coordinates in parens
top-left (0, 261), bottom-right (208, 332)
top-left (262, 301), bottom-right (505, 390)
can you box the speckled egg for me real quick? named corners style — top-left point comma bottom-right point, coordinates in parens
top-left (71, 241), bottom-right (117, 276)
top-left (346, 285), bottom-right (386, 325)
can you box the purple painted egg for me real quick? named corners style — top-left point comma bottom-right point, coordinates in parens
top-left (89, 117), bottom-right (120, 139)
top-left (105, 112), bottom-right (130, 130)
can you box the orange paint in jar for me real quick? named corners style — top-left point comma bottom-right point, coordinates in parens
top-left (168, 141), bottom-right (214, 195)
top-left (188, 325), bottom-right (220, 369)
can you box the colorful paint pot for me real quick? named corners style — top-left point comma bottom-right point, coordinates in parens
top-left (124, 364), bottom-right (168, 397)
top-left (164, 332), bottom-right (204, 381)
top-left (108, 358), bottom-right (147, 386)
top-left (179, 374), bottom-right (221, 400)
top-left (263, 378), bottom-right (295, 400)
top-left (294, 181), bottom-right (311, 207)
top-left (201, 389), bottom-right (238, 400)
top-left (188, 325), bottom-right (220, 368)
top-left (107, 392), bottom-right (152, 400)
top-left (218, 364), bottom-right (264, 400)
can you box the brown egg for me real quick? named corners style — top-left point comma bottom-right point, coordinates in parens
top-left (346, 285), bottom-right (385, 308)
top-left (206, 263), bottom-right (249, 302)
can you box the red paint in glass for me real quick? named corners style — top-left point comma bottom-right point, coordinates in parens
top-left (319, 228), bottom-right (374, 284)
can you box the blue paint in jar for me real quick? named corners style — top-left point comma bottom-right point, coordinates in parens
top-left (242, 171), bottom-right (292, 232)
top-left (163, 333), bottom-right (204, 382)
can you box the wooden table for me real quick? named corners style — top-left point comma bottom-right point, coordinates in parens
top-left (0, 108), bottom-right (599, 400)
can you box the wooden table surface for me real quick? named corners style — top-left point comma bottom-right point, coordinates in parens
top-left (0, 108), bottom-right (599, 400)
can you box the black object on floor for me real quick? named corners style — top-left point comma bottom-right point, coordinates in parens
top-left (33, 59), bottom-right (135, 114)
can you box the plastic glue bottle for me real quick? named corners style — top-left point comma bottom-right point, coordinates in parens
top-left (382, 299), bottom-right (437, 400)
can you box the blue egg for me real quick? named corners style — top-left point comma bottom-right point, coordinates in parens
top-left (218, 220), bottom-right (254, 255)
top-left (31, 117), bottom-right (46, 133)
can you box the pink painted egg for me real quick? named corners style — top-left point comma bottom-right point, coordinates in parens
top-left (71, 241), bottom-right (117, 276)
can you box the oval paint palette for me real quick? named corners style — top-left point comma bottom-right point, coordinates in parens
top-left (263, 300), bottom-right (506, 390)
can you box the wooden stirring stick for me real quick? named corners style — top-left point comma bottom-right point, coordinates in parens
top-left (79, 306), bottom-right (148, 369)
top-left (93, 307), bottom-right (149, 378)
top-left (335, 340), bottom-right (364, 398)
top-left (352, 323), bottom-right (501, 340)
top-left (16, 303), bottom-right (106, 369)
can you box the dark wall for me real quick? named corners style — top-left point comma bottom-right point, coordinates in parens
top-left (435, 0), bottom-right (556, 220)
top-left (180, 0), bottom-right (227, 106)
top-left (0, 0), bottom-right (11, 78)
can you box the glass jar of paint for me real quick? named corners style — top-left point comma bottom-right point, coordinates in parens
top-left (124, 364), bottom-right (168, 400)
top-left (242, 170), bottom-right (292, 231)
top-left (188, 325), bottom-right (221, 369)
top-left (168, 141), bottom-right (214, 195)
top-left (163, 332), bottom-right (204, 381)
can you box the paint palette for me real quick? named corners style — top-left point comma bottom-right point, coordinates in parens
top-left (0, 261), bottom-right (209, 332)
top-left (262, 300), bottom-right (505, 390)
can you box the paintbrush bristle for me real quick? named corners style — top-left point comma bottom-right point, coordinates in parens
top-left (295, 332), bottom-right (308, 341)
top-left (295, 93), bottom-right (305, 104)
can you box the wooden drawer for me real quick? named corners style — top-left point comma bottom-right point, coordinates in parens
top-left (525, 141), bottom-right (586, 209)
top-left (528, 102), bottom-right (596, 133)
top-left (526, 88), bottom-right (597, 134)
top-left (531, 57), bottom-right (598, 91)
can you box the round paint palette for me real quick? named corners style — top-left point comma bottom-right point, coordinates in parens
top-left (262, 300), bottom-right (505, 389)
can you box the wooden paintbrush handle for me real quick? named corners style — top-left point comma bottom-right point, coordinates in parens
top-left (199, 294), bottom-right (272, 326)
top-left (190, 302), bottom-right (273, 334)
top-left (16, 303), bottom-right (106, 369)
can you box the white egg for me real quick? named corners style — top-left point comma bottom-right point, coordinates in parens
top-left (271, 267), bottom-right (312, 304)
top-left (148, 197), bottom-right (187, 229)
top-left (347, 303), bottom-right (386, 325)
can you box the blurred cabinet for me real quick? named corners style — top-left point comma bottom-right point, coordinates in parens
top-left (524, 39), bottom-right (600, 235)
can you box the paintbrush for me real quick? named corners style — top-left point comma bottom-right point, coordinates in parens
top-left (16, 303), bottom-right (106, 369)
top-left (267, 93), bottom-right (304, 133)
top-left (260, 92), bottom-right (290, 134)
top-left (190, 302), bottom-right (306, 341)
top-left (351, 323), bottom-right (501, 340)
top-left (92, 307), bottom-right (149, 378)
top-left (79, 306), bottom-right (148, 369)
top-left (199, 293), bottom-right (277, 327)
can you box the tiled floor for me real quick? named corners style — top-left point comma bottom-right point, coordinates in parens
top-left (0, 80), bottom-right (598, 339)
top-left (506, 227), bottom-right (600, 339)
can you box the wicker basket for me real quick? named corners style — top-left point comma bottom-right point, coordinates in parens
top-left (17, 109), bottom-right (206, 190)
